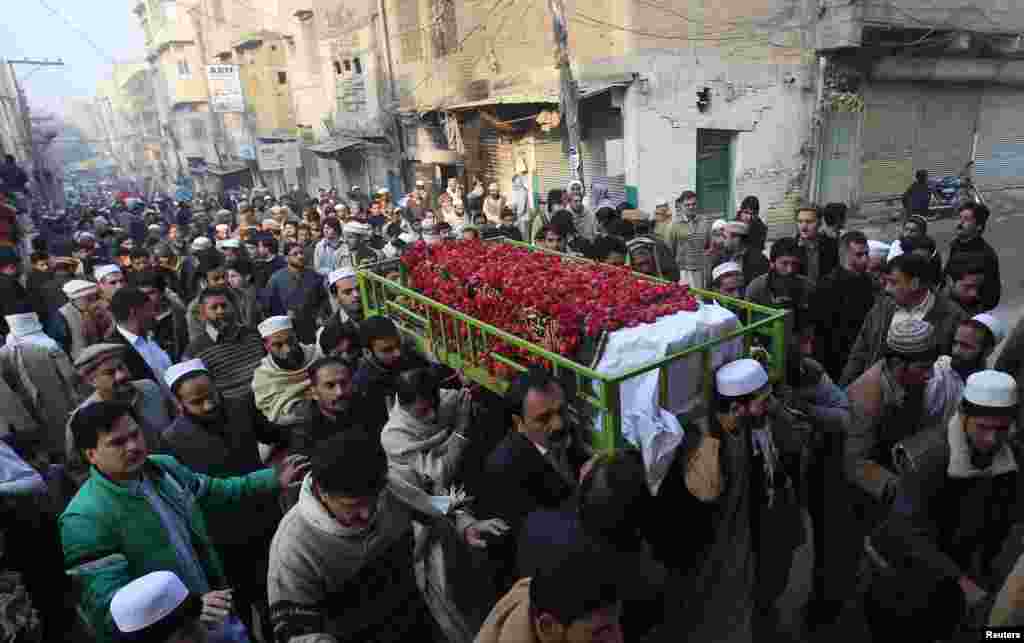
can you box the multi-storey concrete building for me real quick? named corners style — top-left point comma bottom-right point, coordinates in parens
top-left (814, 1), bottom-right (1024, 212)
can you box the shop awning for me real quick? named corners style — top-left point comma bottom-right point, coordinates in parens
top-left (307, 137), bottom-right (365, 155)
top-left (432, 78), bottom-right (634, 112)
top-left (206, 163), bottom-right (250, 176)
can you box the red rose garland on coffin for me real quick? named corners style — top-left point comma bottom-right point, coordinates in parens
top-left (400, 240), bottom-right (699, 374)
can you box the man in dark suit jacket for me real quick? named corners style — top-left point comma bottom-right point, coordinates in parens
top-left (795, 205), bottom-right (839, 284)
top-left (477, 367), bottom-right (588, 596)
top-left (107, 287), bottom-right (172, 385)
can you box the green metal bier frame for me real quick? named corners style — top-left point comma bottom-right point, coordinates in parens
top-left (357, 242), bottom-right (789, 452)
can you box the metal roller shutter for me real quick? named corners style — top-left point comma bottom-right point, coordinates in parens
top-left (975, 88), bottom-right (1024, 189)
top-left (583, 110), bottom-right (627, 206)
top-left (915, 87), bottom-right (979, 180)
top-left (534, 132), bottom-right (574, 207)
top-left (479, 127), bottom-right (515, 192)
top-left (860, 83), bottom-right (979, 201)
top-left (861, 84), bottom-right (916, 200)
top-left (534, 133), bottom-right (626, 208)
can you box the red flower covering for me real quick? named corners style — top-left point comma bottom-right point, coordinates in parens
top-left (400, 240), bottom-right (699, 371)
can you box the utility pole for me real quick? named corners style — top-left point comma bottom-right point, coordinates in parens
top-left (7, 58), bottom-right (65, 206)
top-left (187, 6), bottom-right (225, 167)
top-left (547, 0), bottom-right (583, 186)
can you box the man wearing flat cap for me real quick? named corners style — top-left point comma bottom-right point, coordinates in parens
top-left (868, 370), bottom-right (1024, 639)
top-left (48, 282), bottom-right (103, 362)
top-left (651, 358), bottom-right (807, 642)
top-left (66, 343), bottom-right (172, 483)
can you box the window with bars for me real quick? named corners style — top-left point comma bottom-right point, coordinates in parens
top-left (177, 60), bottom-right (191, 79)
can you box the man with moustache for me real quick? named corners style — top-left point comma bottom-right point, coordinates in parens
top-left (268, 431), bottom-right (443, 643)
top-left (317, 268), bottom-right (362, 347)
top-left (811, 230), bottom-right (878, 381)
top-left (163, 360), bottom-right (283, 642)
top-left (867, 370), bottom-right (1024, 640)
top-left (183, 288), bottom-right (266, 402)
top-left (946, 202), bottom-right (1001, 313)
top-left (845, 320), bottom-right (961, 523)
top-left (286, 356), bottom-right (372, 458)
top-left (265, 242), bottom-right (326, 344)
top-left (930, 314), bottom-right (1006, 407)
top-left (651, 358), bottom-right (806, 642)
top-left (60, 400), bottom-right (308, 643)
top-left (745, 238), bottom-right (815, 311)
top-left (252, 316), bottom-right (319, 427)
top-left (67, 344), bottom-right (172, 482)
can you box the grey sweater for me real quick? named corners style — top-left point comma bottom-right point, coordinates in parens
top-left (267, 476), bottom-right (434, 643)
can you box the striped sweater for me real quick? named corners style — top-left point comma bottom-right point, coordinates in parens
top-left (183, 327), bottom-right (265, 401)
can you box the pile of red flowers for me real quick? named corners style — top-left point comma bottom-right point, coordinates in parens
top-left (400, 240), bottom-right (700, 369)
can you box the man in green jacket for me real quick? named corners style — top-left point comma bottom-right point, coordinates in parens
top-left (60, 399), bottom-right (309, 643)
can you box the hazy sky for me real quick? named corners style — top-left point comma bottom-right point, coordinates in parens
top-left (1, 1), bottom-right (146, 117)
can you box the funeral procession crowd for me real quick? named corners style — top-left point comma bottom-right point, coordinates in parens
top-left (3, 161), bottom-right (1024, 643)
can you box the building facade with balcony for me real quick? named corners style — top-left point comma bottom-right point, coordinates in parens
top-left (814, 0), bottom-right (1024, 213)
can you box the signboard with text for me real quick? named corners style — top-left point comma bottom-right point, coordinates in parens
top-left (207, 65), bottom-right (245, 113)
top-left (256, 142), bottom-right (301, 172)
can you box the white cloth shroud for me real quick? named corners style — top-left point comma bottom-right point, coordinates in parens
top-left (593, 304), bottom-right (742, 494)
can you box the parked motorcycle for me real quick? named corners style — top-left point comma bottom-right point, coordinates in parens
top-left (925, 162), bottom-right (986, 219)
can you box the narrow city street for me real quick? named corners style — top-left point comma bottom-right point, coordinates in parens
top-left (859, 187), bottom-right (1024, 333)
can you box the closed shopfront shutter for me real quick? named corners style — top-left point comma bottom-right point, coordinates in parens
top-left (861, 83), bottom-right (979, 201)
top-left (915, 87), bottom-right (979, 180)
top-left (534, 131), bottom-right (626, 210)
top-left (479, 127), bottom-right (515, 192)
top-left (861, 84), bottom-right (917, 200)
top-left (534, 132), bottom-right (574, 209)
top-left (975, 87), bottom-right (1024, 189)
top-left (583, 109), bottom-right (627, 206)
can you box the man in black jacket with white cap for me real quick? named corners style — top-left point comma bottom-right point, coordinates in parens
top-left (869, 370), bottom-right (1024, 640)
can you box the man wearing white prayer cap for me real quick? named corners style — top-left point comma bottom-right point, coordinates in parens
top-left (710, 261), bottom-right (744, 299)
top-left (190, 237), bottom-right (213, 254)
top-left (253, 316), bottom-right (319, 425)
top-left (53, 279), bottom-right (110, 361)
top-left (163, 358), bottom-right (286, 627)
top-left (218, 238), bottom-right (242, 263)
top-left (95, 263), bottom-right (126, 302)
top-left (325, 267), bottom-right (362, 328)
top-left (867, 240), bottom-right (889, 287)
top-left (110, 571), bottom-right (206, 642)
top-left (868, 369), bottom-right (1023, 638)
top-left (4, 311), bottom-right (60, 351)
top-left (649, 357), bottom-right (803, 642)
top-left (937, 311), bottom-right (1007, 397)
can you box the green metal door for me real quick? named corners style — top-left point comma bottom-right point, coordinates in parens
top-left (697, 130), bottom-right (734, 218)
top-left (817, 110), bottom-right (858, 206)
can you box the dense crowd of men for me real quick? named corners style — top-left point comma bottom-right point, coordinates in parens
top-left (2, 173), bottom-right (1024, 643)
